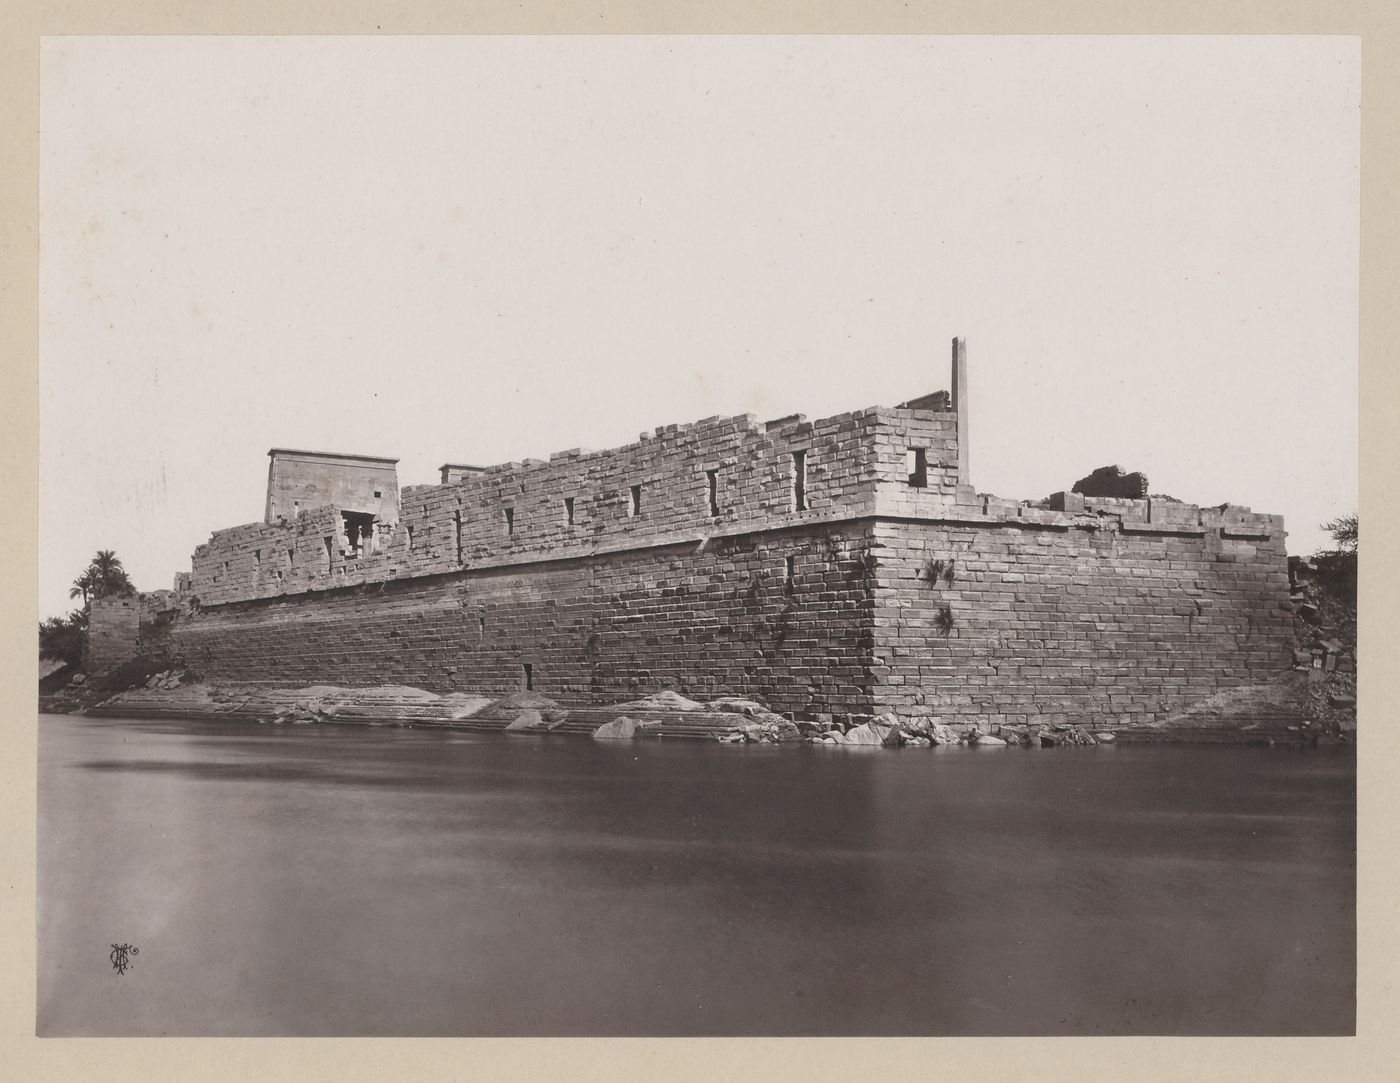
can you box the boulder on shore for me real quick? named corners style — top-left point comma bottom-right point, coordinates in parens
top-left (844, 719), bottom-right (903, 746)
top-left (592, 716), bottom-right (639, 741)
top-left (504, 709), bottom-right (545, 732)
top-left (738, 718), bottom-right (803, 743)
top-left (900, 715), bottom-right (932, 736)
top-left (617, 690), bottom-right (704, 712)
top-left (437, 693), bottom-right (495, 720)
top-left (475, 691), bottom-right (565, 723)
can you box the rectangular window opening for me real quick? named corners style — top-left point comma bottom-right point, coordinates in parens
top-left (453, 510), bottom-right (463, 562)
top-left (521, 662), bottom-right (533, 691)
top-left (792, 450), bottom-right (807, 511)
top-left (907, 447), bottom-right (929, 487)
top-left (629, 484), bottom-right (642, 517)
top-left (564, 496), bottom-right (575, 526)
top-left (504, 507), bottom-right (515, 536)
top-left (406, 525), bottom-right (415, 551)
top-left (785, 554), bottom-right (796, 592)
top-left (323, 536), bottom-right (334, 570)
top-left (706, 469), bottom-right (720, 517)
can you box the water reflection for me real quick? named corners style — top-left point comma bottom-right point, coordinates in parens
top-left (38, 715), bottom-right (1355, 1036)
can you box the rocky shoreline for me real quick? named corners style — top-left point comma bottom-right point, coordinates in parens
top-left (41, 666), bottom-right (1352, 749)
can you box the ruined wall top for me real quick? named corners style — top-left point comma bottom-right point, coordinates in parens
top-left (189, 393), bottom-right (968, 606)
top-left (181, 343), bottom-right (1282, 609)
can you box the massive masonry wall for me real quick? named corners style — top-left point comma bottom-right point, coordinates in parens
top-left (167, 521), bottom-right (878, 720)
top-left (159, 492), bottom-right (1291, 726)
top-left (868, 501), bottom-right (1293, 727)
top-left (150, 372), bottom-right (1296, 727)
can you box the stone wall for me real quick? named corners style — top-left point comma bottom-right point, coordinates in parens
top-left (85, 596), bottom-right (140, 671)
top-left (167, 520), bottom-right (879, 721)
top-left (868, 406), bottom-right (966, 515)
top-left (161, 494), bottom-right (1291, 727)
top-left (868, 502), bottom-right (1292, 728)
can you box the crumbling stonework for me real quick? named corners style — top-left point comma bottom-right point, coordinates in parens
top-left (121, 338), bottom-right (1293, 729)
top-left (1072, 464), bottom-right (1150, 499)
top-left (188, 402), bottom-right (956, 608)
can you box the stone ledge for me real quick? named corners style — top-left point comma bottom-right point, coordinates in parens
top-left (1119, 523), bottom-right (1208, 537)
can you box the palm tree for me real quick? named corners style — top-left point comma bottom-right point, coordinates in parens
top-left (69, 569), bottom-right (97, 606)
top-left (87, 550), bottom-right (135, 599)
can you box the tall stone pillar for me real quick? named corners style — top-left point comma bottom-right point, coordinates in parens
top-left (951, 336), bottom-right (970, 490)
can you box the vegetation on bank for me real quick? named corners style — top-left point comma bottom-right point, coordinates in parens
top-left (39, 550), bottom-right (136, 668)
top-left (1314, 514), bottom-right (1357, 600)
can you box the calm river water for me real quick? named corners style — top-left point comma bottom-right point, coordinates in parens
top-left (37, 713), bottom-right (1355, 1036)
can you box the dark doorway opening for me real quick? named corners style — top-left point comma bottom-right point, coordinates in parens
top-left (341, 511), bottom-right (376, 557)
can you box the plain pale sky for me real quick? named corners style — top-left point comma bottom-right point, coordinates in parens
top-left (38, 35), bottom-right (1358, 619)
